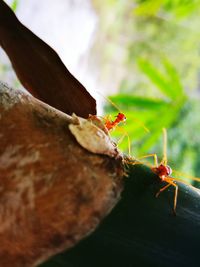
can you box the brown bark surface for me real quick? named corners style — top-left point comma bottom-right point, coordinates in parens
top-left (0, 82), bottom-right (124, 267)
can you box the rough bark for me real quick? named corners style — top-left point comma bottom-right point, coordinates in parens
top-left (0, 82), bottom-right (124, 267)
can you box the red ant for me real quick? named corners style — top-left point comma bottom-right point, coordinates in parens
top-left (104, 112), bottom-right (126, 131)
top-left (102, 96), bottom-right (149, 132)
top-left (89, 92), bottom-right (149, 157)
top-left (101, 94), bottom-right (149, 156)
top-left (95, 91), bottom-right (149, 132)
top-left (128, 128), bottom-right (200, 215)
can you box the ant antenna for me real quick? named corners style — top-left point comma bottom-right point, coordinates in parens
top-left (162, 128), bottom-right (168, 165)
top-left (96, 91), bottom-right (149, 133)
top-left (96, 91), bottom-right (121, 112)
top-left (130, 115), bottom-right (150, 133)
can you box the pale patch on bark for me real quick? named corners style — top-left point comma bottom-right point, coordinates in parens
top-left (69, 115), bottom-right (120, 158)
top-left (0, 169), bottom-right (35, 233)
top-left (0, 145), bottom-right (24, 168)
top-left (18, 151), bottom-right (40, 167)
top-left (0, 145), bottom-right (40, 168)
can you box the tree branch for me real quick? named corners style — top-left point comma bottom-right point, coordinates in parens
top-left (0, 82), bottom-right (123, 267)
top-left (41, 164), bottom-right (200, 267)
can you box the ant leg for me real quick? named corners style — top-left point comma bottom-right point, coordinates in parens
top-left (161, 128), bottom-right (168, 165)
top-left (156, 178), bottom-right (178, 214)
top-left (103, 114), bottom-right (113, 130)
top-left (130, 116), bottom-right (150, 133)
top-left (155, 183), bottom-right (171, 198)
top-left (125, 154), bottom-right (158, 169)
top-left (104, 114), bottom-right (113, 122)
top-left (173, 183), bottom-right (178, 214)
top-left (115, 126), bottom-right (132, 157)
top-left (172, 170), bottom-right (200, 183)
top-left (137, 154), bottom-right (159, 167)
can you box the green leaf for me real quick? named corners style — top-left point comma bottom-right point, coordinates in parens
top-left (134, 0), bottom-right (164, 16)
top-left (162, 58), bottom-right (186, 99)
top-left (171, 1), bottom-right (199, 18)
top-left (138, 58), bottom-right (176, 100)
top-left (11, 0), bottom-right (19, 11)
top-left (109, 95), bottom-right (169, 110)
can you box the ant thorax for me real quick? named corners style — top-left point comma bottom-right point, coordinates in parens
top-left (152, 164), bottom-right (172, 180)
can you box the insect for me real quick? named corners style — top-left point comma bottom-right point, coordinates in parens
top-left (128, 128), bottom-right (200, 215)
top-left (101, 94), bottom-right (149, 133)
top-left (95, 93), bottom-right (149, 156)
top-left (148, 128), bottom-right (178, 214)
top-left (104, 112), bottom-right (127, 131)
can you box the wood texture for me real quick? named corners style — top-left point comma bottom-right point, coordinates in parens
top-left (0, 82), bottom-right (123, 267)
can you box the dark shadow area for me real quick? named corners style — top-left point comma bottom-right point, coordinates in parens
top-left (41, 164), bottom-right (200, 267)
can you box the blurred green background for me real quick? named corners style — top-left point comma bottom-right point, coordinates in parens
top-left (92, 0), bottom-right (200, 186)
top-left (1, 0), bottom-right (200, 185)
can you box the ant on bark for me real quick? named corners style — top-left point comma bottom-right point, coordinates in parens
top-left (127, 128), bottom-right (200, 215)
top-left (96, 93), bottom-right (149, 156)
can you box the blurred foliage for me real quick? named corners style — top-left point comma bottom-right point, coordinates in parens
top-left (93, 0), bottom-right (200, 184)
top-left (134, 0), bottom-right (200, 18)
top-left (106, 60), bottom-right (200, 184)
top-left (11, 0), bottom-right (19, 11)
top-left (1, 0), bottom-right (200, 184)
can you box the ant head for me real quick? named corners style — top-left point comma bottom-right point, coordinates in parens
top-left (157, 164), bottom-right (172, 177)
top-left (117, 113), bottom-right (126, 121)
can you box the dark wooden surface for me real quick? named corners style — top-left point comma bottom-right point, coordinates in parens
top-left (0, 0), bottom-right (96, 118)
top-left (41, 164), bottom-right (200, 267)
